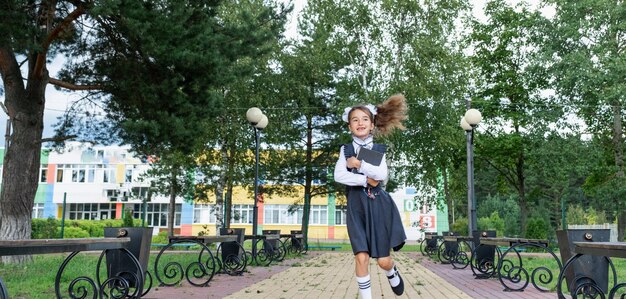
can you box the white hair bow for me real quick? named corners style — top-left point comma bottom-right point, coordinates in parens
top-left (342, 104), bottom-right (377, 123)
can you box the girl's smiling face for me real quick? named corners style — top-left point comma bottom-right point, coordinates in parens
top-left (348, 108), bottom-right (375, 140)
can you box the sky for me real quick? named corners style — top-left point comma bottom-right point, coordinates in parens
top-left (0, 0), bottom-right (548, 147)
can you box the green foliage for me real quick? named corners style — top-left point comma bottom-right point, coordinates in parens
top-left (525, 217), bottom-right (548, 239)
top-left (151, 231), bottom-right (169, 245)
top-left (31, 219), bottom-right (126, 239)
top-left (477, 211), bottom-right (505, 237)
top-left (122, 209), bottom-right (135, 227)
top-left (451, 217), bottom-right (468, 236)
top-left (197, 224), bottom-right (211, 236)
top-left (62, 227), bottom-right (90, 239)
top-left (477, 195), bottom-right (521, 237)
top-left (31, 218), bottom-right (59, 239)
top-left (566, 204), bottom-right (610, 225)
top-left (566, 204), bottom-right (587, 225)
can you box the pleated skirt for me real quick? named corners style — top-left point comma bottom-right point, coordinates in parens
top-left (346, 186), bottom-right (406, 258)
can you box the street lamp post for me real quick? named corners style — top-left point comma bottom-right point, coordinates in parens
top-left (460, 108), bottom-right (482, 235)
top-left (246, 107), bottom-right (268, 237)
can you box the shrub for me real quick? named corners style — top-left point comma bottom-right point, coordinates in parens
top-left (122, 209), bottom-right (134, 227)
top-left (32, 217), bottom-right (59, 239)
top-left (478, 211), bottom-right (505, 237)
top-left (152, 231), bottom-right (169, 245)
top-left (451, 217), bottom-right (468, 235)
top-left (62, 226), bottom-right (90, 238)
top-left (525, 217), bottom-right (548, 239)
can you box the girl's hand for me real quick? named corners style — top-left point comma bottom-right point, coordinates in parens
top-left (367, 177), bottom-right (379, 187)
top-left (346, 157), bottom-right (361, 169)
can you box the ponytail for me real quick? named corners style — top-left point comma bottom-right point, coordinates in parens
top-left (374, 94), bottom-right (408, 136)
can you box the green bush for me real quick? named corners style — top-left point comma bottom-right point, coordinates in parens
top-left (31, 217), bottom-right (59, 239)
top-left (525, 217), bottom-right (548, 239)
top-left (478, 211), bottom-right (505, 236)
top-left (478, 195), bottom-right (521, 237)
top-left (31, 218), bottom-right (129, 239)
top-left (451, 217), bottom-right (468, 235)
top-left (62, 226), bottom-right (90, 238)
top-left (122, 209), bottom-right (135, 227)
top-left (151, 231), bottom-right (169, 245)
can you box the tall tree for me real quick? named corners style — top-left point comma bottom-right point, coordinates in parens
top-left (378, 0), bottom-right (471, 227)
top-left (542, 0), bottom-right (626, 240)
top-left (0, 0), bottom-right (287, 260)
top-left (255, 0), bottom-right (357, 239)
top-left (466, 0), bottom-right (559, 235)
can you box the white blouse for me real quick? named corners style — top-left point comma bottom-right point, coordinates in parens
top-left (333, 145), bottom-right (388, 187)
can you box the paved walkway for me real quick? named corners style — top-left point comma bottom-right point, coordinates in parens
top-left (144, 251), bottom-right (559, 298)
top-left (226, 252), bottom-right (470, 298)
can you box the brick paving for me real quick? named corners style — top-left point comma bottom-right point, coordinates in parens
top-left (142, 250), bottom-right (560, 298)
top-left (415, 253), bottom-right (558, 299)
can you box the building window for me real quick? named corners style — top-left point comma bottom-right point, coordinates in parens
top-left (72, 168), bottom-right (86, 183)
top-left (40, 166), bottom-right (48, 183)
top-left (134, 203), bottom-right (181, 227)
top-left (231, 204), bottom-right (253, 224)
top-left (56, 168), bottom-right (64, 183)
top-left (67, 203), bottom-right (116, 220)
top-left (103, 168), bottom-right (116, 183)
top-left (98, 203), bottom-right (115, 220)
top-left (263, 204), bottom-right (302, 224)
top-left (309, 205), bottom-right (327, 225)
top-left (335, 205), bottom-right (347, 225)
top-left (193, 204), bottom-right (217, 224)
top-left (264, 205), bottom-right (281, 224)
top-left (125, 166), bottom-right (133, 183)
top-left (88, 165), bottom-right (96, 183)
top-left (32, 203), bottom-right (44, 219)
top-left (285, 205), bottom-right (303, 224)
top-left (68, 203), bottom-right (102, 220)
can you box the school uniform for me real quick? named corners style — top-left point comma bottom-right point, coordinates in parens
top-left (334, 137), bottom-right (406, 258)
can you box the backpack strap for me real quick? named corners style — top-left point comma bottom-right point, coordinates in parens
top-left (372, 143), bottom-right (387, 154)
top-left (343, 143), bottom-right (356, 159)
top-left (343, 143), bottom-right (357, 173)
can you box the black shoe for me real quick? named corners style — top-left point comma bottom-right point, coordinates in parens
top-left (387, 267), bottom-right (404, 296)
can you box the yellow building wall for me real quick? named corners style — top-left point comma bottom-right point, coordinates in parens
top-left (192, 185), bottom-right (346, 240)
top-left (199, 186), bottom-right (328, 205)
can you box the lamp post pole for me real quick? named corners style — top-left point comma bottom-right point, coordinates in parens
top-left (466, 128), bottom-right (476, 233)
top-left (252, 128), bottom-right (260, 237)
top-left (246, 107), bottom-right (268, 237)
top-left (461, 109), bottom-right (482, 235)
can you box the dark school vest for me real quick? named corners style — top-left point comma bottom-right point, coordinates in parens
top-left (343, 143), bottom-right (387, 193)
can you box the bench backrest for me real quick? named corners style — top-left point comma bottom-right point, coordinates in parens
top-left (219, 228), bottom-right (245, 257)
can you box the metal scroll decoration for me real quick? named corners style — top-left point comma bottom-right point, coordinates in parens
top-left (153, 240), bottom-right (217, 287)
top-left (496, 242), bottom-right (563, 293)
top-left (54, 248), bottom-right (145, 299)
top-left (556, 254), bottom-right (626, 299)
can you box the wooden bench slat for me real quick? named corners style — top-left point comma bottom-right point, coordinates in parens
top-left (574, 241), bottom-right (626, 258)
top-left (0, 237), bottom-right (131, 256)
top-left (168, 235), bottom-right (238, 243)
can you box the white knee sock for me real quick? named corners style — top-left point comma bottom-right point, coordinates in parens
top-left (385, 265), bottom-right (400, 287)
top-left (356, 274), bottom-right (372, 299)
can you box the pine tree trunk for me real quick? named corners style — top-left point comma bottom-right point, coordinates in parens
top-left (0, 48), bottom-right (47, 264)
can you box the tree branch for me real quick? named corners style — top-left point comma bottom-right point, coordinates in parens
top-left (33, 4), bottom-right (87, 78)
top-left (39, 135), bottom-right (78, 144)
top-left (49, 78), bottom-right (103, 91)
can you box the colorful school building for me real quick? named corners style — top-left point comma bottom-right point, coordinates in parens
top-left (0, 143), bottom-right (448, 241)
